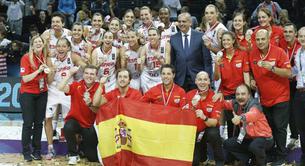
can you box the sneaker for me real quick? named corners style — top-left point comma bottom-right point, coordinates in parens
top-left (45, 148), bottom-right (56, 160)
top-left (53, 130), bottom-right (60, 141)
top-left (23, 153), bottom-right (32, 162)
top-left (271, 159), bottom-right (286, 166)
top-left (287, 138), bottom-right (299, 150)
top-left (68, 155), bottom-right (80, 165)
top-left (31, 152), bottom-right (42, 160)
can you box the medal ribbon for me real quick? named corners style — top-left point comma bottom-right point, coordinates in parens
top-left (161, 84), bottom-right (175, 106)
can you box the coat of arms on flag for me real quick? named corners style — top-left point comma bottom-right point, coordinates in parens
top-left (96, 98), bottom-right (197, 166)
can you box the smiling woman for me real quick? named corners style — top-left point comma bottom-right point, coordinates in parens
top-left (19, 35), bottom-right (50, 162)
top-left (250, 7), bottom-right (284, 47)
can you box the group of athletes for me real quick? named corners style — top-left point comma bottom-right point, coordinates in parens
top-left (18, 2), bottom-right (305, 166)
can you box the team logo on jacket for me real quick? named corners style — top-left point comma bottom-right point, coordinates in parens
top-left (235, 63), bottom-right (242, 68)
top-left (206, 107), bottom-right (213, 112)
top-left (174, 98), bottom-right (180, 104)
top-left (115, 119), bottom-right (132, 148)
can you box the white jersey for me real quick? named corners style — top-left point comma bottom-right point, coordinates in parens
top-left (51, 52), bottom-right (75, 85)
top-left (67, 36), bottom-right (89, 81)
top-left (85, 25), bottom-right (105, 48)
top-left (204, 22), bottom-right (227, 59)
top-left (125, 46), bottom-right (141, 90)
top-left (46, 52), bottom-right (75, 118)
top-left (47, 28), bottom-right (70, 57)
top-left (161, 23), bottom-right (178, 42)
top-left (204, 22), bottom-right (227, 91)
top-left (141, 40), bottom-right (167, 93)
top-left (137, 21), bottom-right (158, 42)
top-left (95, 46), bottom-right (118, 92)
top-left (67, 36), bottom-right (88, 59)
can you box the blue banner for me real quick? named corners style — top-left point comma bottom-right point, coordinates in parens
top-left (0, 77), bottom-right (21, 113)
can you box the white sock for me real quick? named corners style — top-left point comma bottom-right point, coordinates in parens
top-left (48, 144), bottom-right (53, 150)
top-left (52, 120), bottom-right (58, 131)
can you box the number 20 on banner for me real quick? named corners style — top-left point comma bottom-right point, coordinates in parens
top-left (0, 82), bottom-right (21, 110)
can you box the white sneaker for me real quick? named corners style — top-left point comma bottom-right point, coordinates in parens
top-left (287, 138), bottom-right (299, 150)
top-left (45, 148), bottom-right (56, 160)
top-left (68, 156), bottom-right (80, 165)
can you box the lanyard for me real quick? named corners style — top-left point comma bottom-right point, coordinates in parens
top-left (35, 54), bottom-right (45, 65)
top-left (260, 46), bottom-right (271, 61)
top-left (286, 42), bottom-right (297, 62)
top-left (299, 48), bottom-right (304, 72)
top-left (161, 84), bottom-right (175, 106)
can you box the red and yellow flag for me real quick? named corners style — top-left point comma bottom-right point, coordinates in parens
top-left (96, 98), bottom-right (197, 166)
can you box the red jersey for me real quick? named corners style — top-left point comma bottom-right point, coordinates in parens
top-left (279, 39), bottom-right (301, 67)
top-left (141, 83), bottom-right (186, 108)
top-left (249, 45), bottom-right (290, 107)
top-left (236, 34), bottom-right (250, 51)
top-left (251, 25), bottom-right (284, 48)
top-left (65, 80), bottom-right (100, 128)
top-left (20, 52), bottom-right (48, 94)
top-left (218, 49), bottom-right (250, 96)
top-left (104, 87), bottom-right (142, 101)
top-left (186, 89), bottom-right (222, 132)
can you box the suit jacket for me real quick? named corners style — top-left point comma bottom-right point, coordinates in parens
top-left (170, 29), bottom-right (212, 87)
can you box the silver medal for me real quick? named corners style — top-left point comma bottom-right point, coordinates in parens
top-left (257, 60), bottom-right (263, 67)
top-left (84, 91), bottom-right (90, 99)
top-left (44, 67), bottom-right (50, 74)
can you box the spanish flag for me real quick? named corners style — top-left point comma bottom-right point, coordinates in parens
top-left (96, 98), bottom-right (197, 166)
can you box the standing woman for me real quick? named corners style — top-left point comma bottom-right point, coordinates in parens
top-left (84, 12), bottom-right (106, 48)
top-left (250, 7), bottom-right (284, 48)
top-left (20, 35), bottom-right (50, 161)
top-left (91, 31), bottom-right (121, 92)
top-left (120, 30), bottom-right (142, 90)
top-left (68, 22), bottom-right (93, 80)
top-left (119, 9), bottom-right (136, 45)
top-left (231, 11), bottom-right (251, 51)
top-left (108, 17), bottom-right (123, 48)
top-left (202, 4), bottom-right (227, 55)
top-left (140, 28), bottom-right (170, 93)
top-left (202, 4), bottom-right (227, 92)
top-left (68, 22), bottom-right (93, 64)
top-left (213, 31), bottom-right (250, 139)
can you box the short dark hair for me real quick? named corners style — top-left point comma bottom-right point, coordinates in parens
top-left (115, 68), bottom-right (132, 80)
top-left (51, 12), bottom-right (65, 24)
top-left (159, 7), bottom-right (171, 14)
top-left (283, 22), bottom-right (297, 33)
top-left (160, 64), bottom-right (175, 75)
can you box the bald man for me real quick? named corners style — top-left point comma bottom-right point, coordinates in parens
top-left (186, 71), bottom-right (224, 166)
top-left (248, 29), bottom-right (291, 165)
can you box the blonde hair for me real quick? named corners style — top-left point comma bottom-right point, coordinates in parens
top-left (204, 4), bottom-right (221, 21)
top-left (29, 35), bottom-right (47, 69)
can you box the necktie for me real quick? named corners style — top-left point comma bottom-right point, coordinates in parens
top-left (184, 34), bottom-right (189, 52)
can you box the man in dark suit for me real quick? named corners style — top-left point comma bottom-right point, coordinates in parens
top-left (170, 12), bottom-right (212, 91)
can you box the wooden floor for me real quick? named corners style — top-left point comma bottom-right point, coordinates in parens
top-left (0, 153), bottom-right (101, 166)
